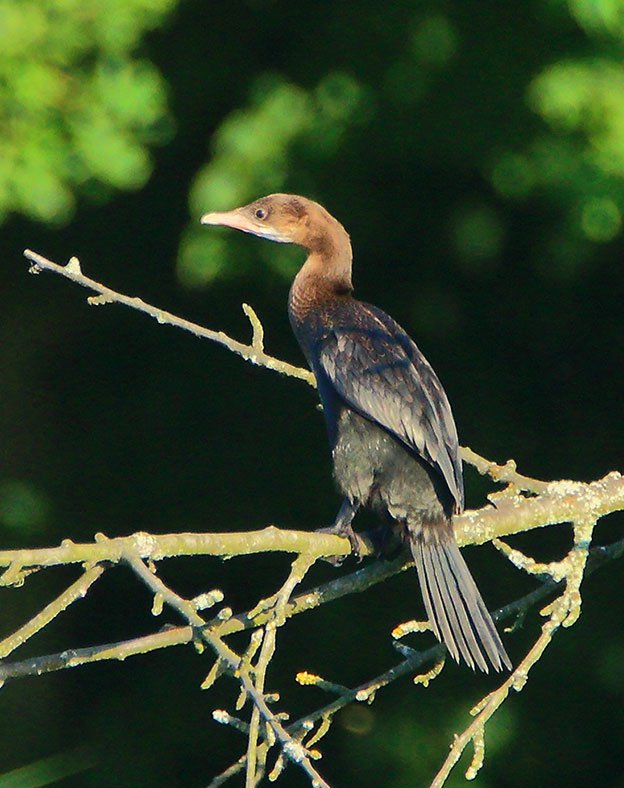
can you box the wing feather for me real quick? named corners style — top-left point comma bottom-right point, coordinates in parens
top-left (316, 301), bottom-right (464, 512)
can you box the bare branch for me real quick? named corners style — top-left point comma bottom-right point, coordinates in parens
top-left (23, 249), bottom-right (315, 385)
top-left (0, 472), bottom-right (621, 578)
top-left (0, 565), bottom-right (105, 658)
top-left (125, 552), bottom-right (330, 788)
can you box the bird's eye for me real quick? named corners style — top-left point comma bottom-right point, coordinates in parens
top-left (255, 208), bottom-right (267, 220)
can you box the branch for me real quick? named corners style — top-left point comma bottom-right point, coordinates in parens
top-left (124, 551), bottom-right (330, 788)
top-left (461, 446), bottom-right (549, 494)
top-left (23, 249), bottom-right (314, 386)
top-left (0, 565), bottom-right (105, 658)
top-left (0, 471), bottom-right (621, 579)
top-left (212, 533), bottom-right (624, 785)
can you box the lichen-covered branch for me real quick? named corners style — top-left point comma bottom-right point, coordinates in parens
top-left (125, 551), bottom-right (330, 788)
top-left (210, 533), bottom-right (623, 786)
top-left (0, 471), bottom-right (621, 581)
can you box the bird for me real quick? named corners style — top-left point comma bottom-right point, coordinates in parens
top-left (201, 193), bottom-right (511, 672)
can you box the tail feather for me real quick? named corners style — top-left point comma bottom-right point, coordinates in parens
top-left (410, 530), bottom-right (511, 673)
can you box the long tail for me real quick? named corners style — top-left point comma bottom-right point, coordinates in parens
top-left (409, 526), bottom-right (511, 672)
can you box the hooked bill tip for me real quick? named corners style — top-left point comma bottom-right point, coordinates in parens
top-left (200, 211), bottom-right (227, 226)
top-left (200, 210), bottom-right (254, 233)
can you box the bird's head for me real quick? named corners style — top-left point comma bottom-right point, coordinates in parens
top-left (201, 193), bottom-right (318, 247)
top-left (202, 192), bottom-right (353, 289)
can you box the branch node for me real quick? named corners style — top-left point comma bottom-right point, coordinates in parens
top-left (66, 256), bottom-right (82, 275)
top-left (242, 303), bottom-right (265, 352)
top-left (151, 593), bottom-right (164, 616)
top-left (355, 687), bottom-right (376, 704)
top-left (212, 709), bottom-right (250, 734)
top-left (87, 294), bottom-right (114, 306)
top-left (296, 672), bottom-right (349, 696)
top-left (413, 658), bottom-right (445, 687)
top-left (192, 589), bottom-right (225, 611)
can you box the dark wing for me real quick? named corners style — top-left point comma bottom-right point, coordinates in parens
top-left (316, 301), bottom-right (464, 512)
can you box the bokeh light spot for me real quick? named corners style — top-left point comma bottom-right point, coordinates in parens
top-left (580, 196), bottom-right (621, 241)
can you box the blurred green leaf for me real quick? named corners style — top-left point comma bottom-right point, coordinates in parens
top-left (181, 72), bottom-right (369, 285)
top-left (0, 479), bottom-right (50, 534)
top-left (0, 0), bottom-right (174, 225)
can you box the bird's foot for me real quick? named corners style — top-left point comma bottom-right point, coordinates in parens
top-left (316, 523), bottom-right (363, 565)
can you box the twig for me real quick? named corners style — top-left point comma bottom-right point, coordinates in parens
top-left (461, 446), bottom-right (550, 494)
top-left (0, 565), bottom-right (105, 658)
top-left (245, 554), bottom-right (318, 786)
top-left (124, 553), bottom-right (330, 788)
top-left (23, 249), bottom-right (314, 385)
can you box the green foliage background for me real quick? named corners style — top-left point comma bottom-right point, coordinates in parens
top-left (1, 1), bottom-right (623, 785)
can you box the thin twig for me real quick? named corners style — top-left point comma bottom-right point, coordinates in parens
top-left (461, 446), bottom-right (550, 494)
top-left (0, 565), bottom-right (105, 658)
top-left (125, 553), bottom-right (330, 788)
top-left (23, 249), bottom-right (314, 385)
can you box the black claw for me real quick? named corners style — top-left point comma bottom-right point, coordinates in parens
top-left (316, 523), bottom-right (360, 564)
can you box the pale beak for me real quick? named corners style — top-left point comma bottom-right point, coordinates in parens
top-left (200, 209), bottom-right (257, 234)
top-left (201, 209), bottom-right (290, 244)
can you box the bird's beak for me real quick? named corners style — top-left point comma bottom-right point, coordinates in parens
top-left (201, 208), bottom-right (290, 244)
top-left (200, 209), bottom-right (256, 234)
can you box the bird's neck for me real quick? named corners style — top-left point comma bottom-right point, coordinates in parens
top-left (289, 216), bottom-right (353, 317)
